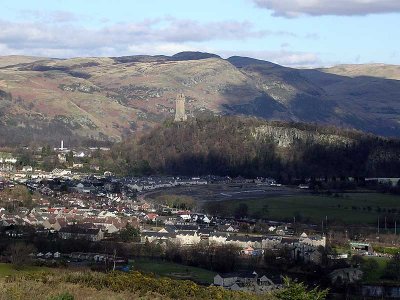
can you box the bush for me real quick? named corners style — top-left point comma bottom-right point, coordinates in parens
top-left (48, 292), bottom-right (74, 300)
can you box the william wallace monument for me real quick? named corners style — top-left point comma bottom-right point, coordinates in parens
top-left (174, 93), bottom-right (187, 122)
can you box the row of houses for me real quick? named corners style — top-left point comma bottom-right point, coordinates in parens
top-left (141, 226), bottom-right (325, 263)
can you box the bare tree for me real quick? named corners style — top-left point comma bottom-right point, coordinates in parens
top-left (6, 242), bottom-right (36, 269)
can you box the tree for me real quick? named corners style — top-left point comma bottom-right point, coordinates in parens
top-left (384, 254), bottom-right (400, 280)
top-left (350, 255), bottom-right (363, 267)
top-left (274, 277), bottom-right (328, 300)
top-left (66, 151), bottom-right (74, 164)
top-left (119, 224), bottom-right (140, 242)
top-left (361, 258), bottom-right (379, 274)
top-left (6, 242), bottom-right (36, 269)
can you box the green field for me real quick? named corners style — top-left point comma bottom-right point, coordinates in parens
top-left (0, 263), bottom-right (49, 277)
top-left (212, 193), bottom-right (400, 225)
top-left (131, 258), bottom-right (216, 284)
top-left (362, 257), bottom-right (389, 283)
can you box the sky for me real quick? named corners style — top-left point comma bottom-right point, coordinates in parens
top-left (1, 0), bottom-right (400, 67)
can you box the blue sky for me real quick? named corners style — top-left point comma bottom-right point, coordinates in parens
top-left (1, 0), bottom-right (399, 67)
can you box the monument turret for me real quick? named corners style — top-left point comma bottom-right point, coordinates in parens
top-left (174, 93), bottom-right (187, 122)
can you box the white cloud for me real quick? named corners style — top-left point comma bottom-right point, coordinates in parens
top-left (0, 17), bottom-right (283, 58)
top-left (0, 14), bottom-right (323, 66)
top-left (252, 0), bottom-right (400, 17)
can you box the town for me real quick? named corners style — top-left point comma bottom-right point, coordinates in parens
top-left (1, 144), bottom-right (400, 298)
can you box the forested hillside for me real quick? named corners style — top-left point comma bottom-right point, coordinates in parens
top-left (96, 116), bottom-right (400, 179)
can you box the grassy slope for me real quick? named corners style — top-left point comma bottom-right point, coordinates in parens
top-left (362, 257), bottom-right (389, 284)
top-left (132, 258), bottom-right (216, 284)
top-left (0, 266), bottom-right (265, 300)
top-left (217, 193), bottom-right (400, 224)
top-left (0, 277), bottom-right (163, 300)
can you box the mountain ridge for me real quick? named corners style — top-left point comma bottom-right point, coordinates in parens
top-left (0, 52), bottom-right (399, 146)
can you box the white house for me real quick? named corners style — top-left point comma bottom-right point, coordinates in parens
top-left (175, 231), bottom-right (201, 245)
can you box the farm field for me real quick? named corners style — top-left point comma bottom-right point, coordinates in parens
top-left (205, 193), bottom-right (400, 225)
top-left (131, 258), bottom-right (217, 284)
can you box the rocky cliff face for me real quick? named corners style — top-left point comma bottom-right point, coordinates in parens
top-left (252, 124), bottom-right (354, 148)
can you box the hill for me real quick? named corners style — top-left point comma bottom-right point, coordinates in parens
top-left (0, 52), bottom-right (400, 145)
top-left (320, 64), bottom-right (400, 80)
top-left (98, 116), bottom-right (400, 179)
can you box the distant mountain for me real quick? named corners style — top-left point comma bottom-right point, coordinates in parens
top-left (0, 52), bottom-right (399, 145)
top-left (320, 64), bottom-right (400, 80)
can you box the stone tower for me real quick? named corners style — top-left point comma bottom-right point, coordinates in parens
top-left (174, 93), bottom-right (187, 122)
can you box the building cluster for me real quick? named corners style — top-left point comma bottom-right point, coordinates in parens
top-left (142, 222), bottom-right (326, 263)
top-left (213, 271), bottom-right (282, 293)
top-left (0, 153), bottom-right (18, 172)
top-left (0, 166), bottom-right (327, 269)
top-left (1, 201), bottom-right (139, 241)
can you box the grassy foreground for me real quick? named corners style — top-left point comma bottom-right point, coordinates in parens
top-left (214, 193), bottom-right (400, 224)
top-left (0, 263), bottom-right (329, 300)
top-left (0, 269), bottom-right (267, 300)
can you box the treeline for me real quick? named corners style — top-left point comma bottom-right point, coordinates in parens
top-left (96, 116), bottom-right (400, 179)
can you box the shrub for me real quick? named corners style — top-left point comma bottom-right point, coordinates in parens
top-left (48, 292), bottom-right (74, 300)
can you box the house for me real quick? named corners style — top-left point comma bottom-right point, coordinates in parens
top-left (165, 224), bottom-right (198, 232)
top-left (141, 231), bottom-right (174, 243)
top-left (22, 166), bottom-right (33, 172)
top-left (191, 213), bottom-right (211, 224)
top-left (350, 242), bottom-right (372, 253)
top-left (226, 235), bottom-right (263, 249)
top-left (209, 232), bottom-right (229, 244)
top-left (175, 231), bottom-right (201, 245)
top-left (214, 271), bottom-right (258, 287)
top-left (52, 169), bottom-right (72, 176)
top-left (219, 225), bottom-right (239, 232)
top-left (73, 151), bottom-right (86, 158)
top-left (58, 226), bottom-right (104, 241)
top-left (42, 218), bottom-right (65, 231)
top-left (262, 236), bottom-right (282, 249)
top-left (144, 213), bottom-right (159, 222)
top-left (177, 211), bottom-right (191, 221)
top-left (214, 271), bottom-right (279, 293)
top-left (299, 233), bottom-right (326, 248)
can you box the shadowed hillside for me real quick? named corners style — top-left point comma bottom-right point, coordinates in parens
top-left (97, 116), bottom-right (400, 179)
